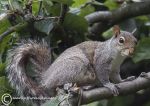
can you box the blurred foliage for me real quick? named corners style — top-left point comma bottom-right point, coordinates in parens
top-left (133, 37), bottom-right (150, 62)
top-left (42, 96), bottom-right (60, 106)
top-left (0, 0), bottom-right (150, 106)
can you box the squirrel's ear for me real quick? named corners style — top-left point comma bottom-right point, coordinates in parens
top-left (113, 25), bottom-right (120, 37)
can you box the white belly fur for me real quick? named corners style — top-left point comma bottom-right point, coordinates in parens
top-left (111, 52), bottom-right (126, 72)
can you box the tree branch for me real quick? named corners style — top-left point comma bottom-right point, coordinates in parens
top-left (80, 72), bottom-right (150, 105)
top-left (59, 72), bottom-right (150, 105)
top-left (85, 1), bottom-right (150, 35)
top-left (0, 22), bottom-right (28, 42)
top-left (57, 72), bottom-right (150, 106)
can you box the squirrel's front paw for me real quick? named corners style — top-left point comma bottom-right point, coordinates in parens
top-left (64, 83), bottom-right (80, 94)
top-left (140, 72), bottom-right (150, 80)
top-left (123, 76), bottom-right (136, 82)
top-left (104, 83), bottom-right (119, 96)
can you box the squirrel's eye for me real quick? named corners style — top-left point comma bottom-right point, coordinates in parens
top-left (119, 37), bottom-right (125, 44)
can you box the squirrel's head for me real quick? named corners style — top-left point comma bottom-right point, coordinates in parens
top-left (112, 25), bottom-right (137, 56)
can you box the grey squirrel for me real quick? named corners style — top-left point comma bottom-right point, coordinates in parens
top-left (6, 25), bottom-right (137, 99)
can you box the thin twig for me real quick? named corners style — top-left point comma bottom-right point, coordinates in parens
top-left (58, 4), bottom-right (68, 24)
top-left (38, 1), bottom-right (43, 16)
top-left (80, 0), bottom-right (104, 9)
top-left (34, 16), bottom-right (60, 21)
top-left (0, 23), bottom-right (28, 42)
top-left (26, 0), bottom-right (33, 13)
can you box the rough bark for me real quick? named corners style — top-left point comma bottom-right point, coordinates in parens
top-left (63, 72), bottom-right (150, 105)
top-left (85, 1), bottom-right (150, 35)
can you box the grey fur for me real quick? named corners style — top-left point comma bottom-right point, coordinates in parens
top-left (7, 30), bottom-right (137, 98)
top-left (7, 40), bottom-right (51, 97)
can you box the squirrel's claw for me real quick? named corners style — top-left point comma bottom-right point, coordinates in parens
top-left (104, 83), bottom-right (119, 96)
top-left (64, 83), bottom-right (80, 94)
top-left (140, 72), bottom-right (150, 80)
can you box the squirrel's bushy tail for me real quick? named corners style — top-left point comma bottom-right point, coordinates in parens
top-left (6, 40), bottom-right (51, 97)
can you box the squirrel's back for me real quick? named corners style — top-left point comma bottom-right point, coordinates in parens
top-left (54, 41), bottom-right (99, 62)
top-left (42, 41), bottom-right (100, 88)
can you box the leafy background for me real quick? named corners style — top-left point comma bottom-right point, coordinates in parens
top-left (0, 0), bottom-right (150, 106)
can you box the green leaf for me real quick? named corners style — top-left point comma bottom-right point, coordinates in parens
top-left (51, 0), bottom-right (74, 6)
top-left (0, 76), bottom-right (6, 86)
top-left (41, 97), bottom-right (60, 106)
top-left (145, 101), bottom-right (150, 106)
top-left (72, 0), bottom-right (91, 8)
top-left (0, 13), bottom-right (11, 34)
top-left (79, 5), bottom-right (95, 17)
top-left (82, 100), bottom-right (107, 106)
top-left (0, 76), bottom-right (12, 98)
top-left (107, 95), bottom-right (134, 106)
top-left (0, 34), bottom-right (12, 62)
top-left (133, 37), bottom-right (150, 62)
top-left (34, 19), bottom-right (54, 35)
top-left (104, 0), bottom-right (119, 10)
top-left (45, 3), bottom-right (61, 16)
top-left (136, 16), bottom-right (149, 22)
top-left (9, 0), bottom-right (23, 12)
top-left (63, 13), bottom-right (88, 33)
top-left (0, 63), bottom-right (5, 76)
top-left (32, 0), bottom-right (39, 15)
top-left (103, 28), bottom-right (113, 39)
top-left (0, 0), bottom-right (9, 12)
top-left (43, 0), bottom-right (53, 15)
top-left (15, 100), bottom-right (32, 106)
